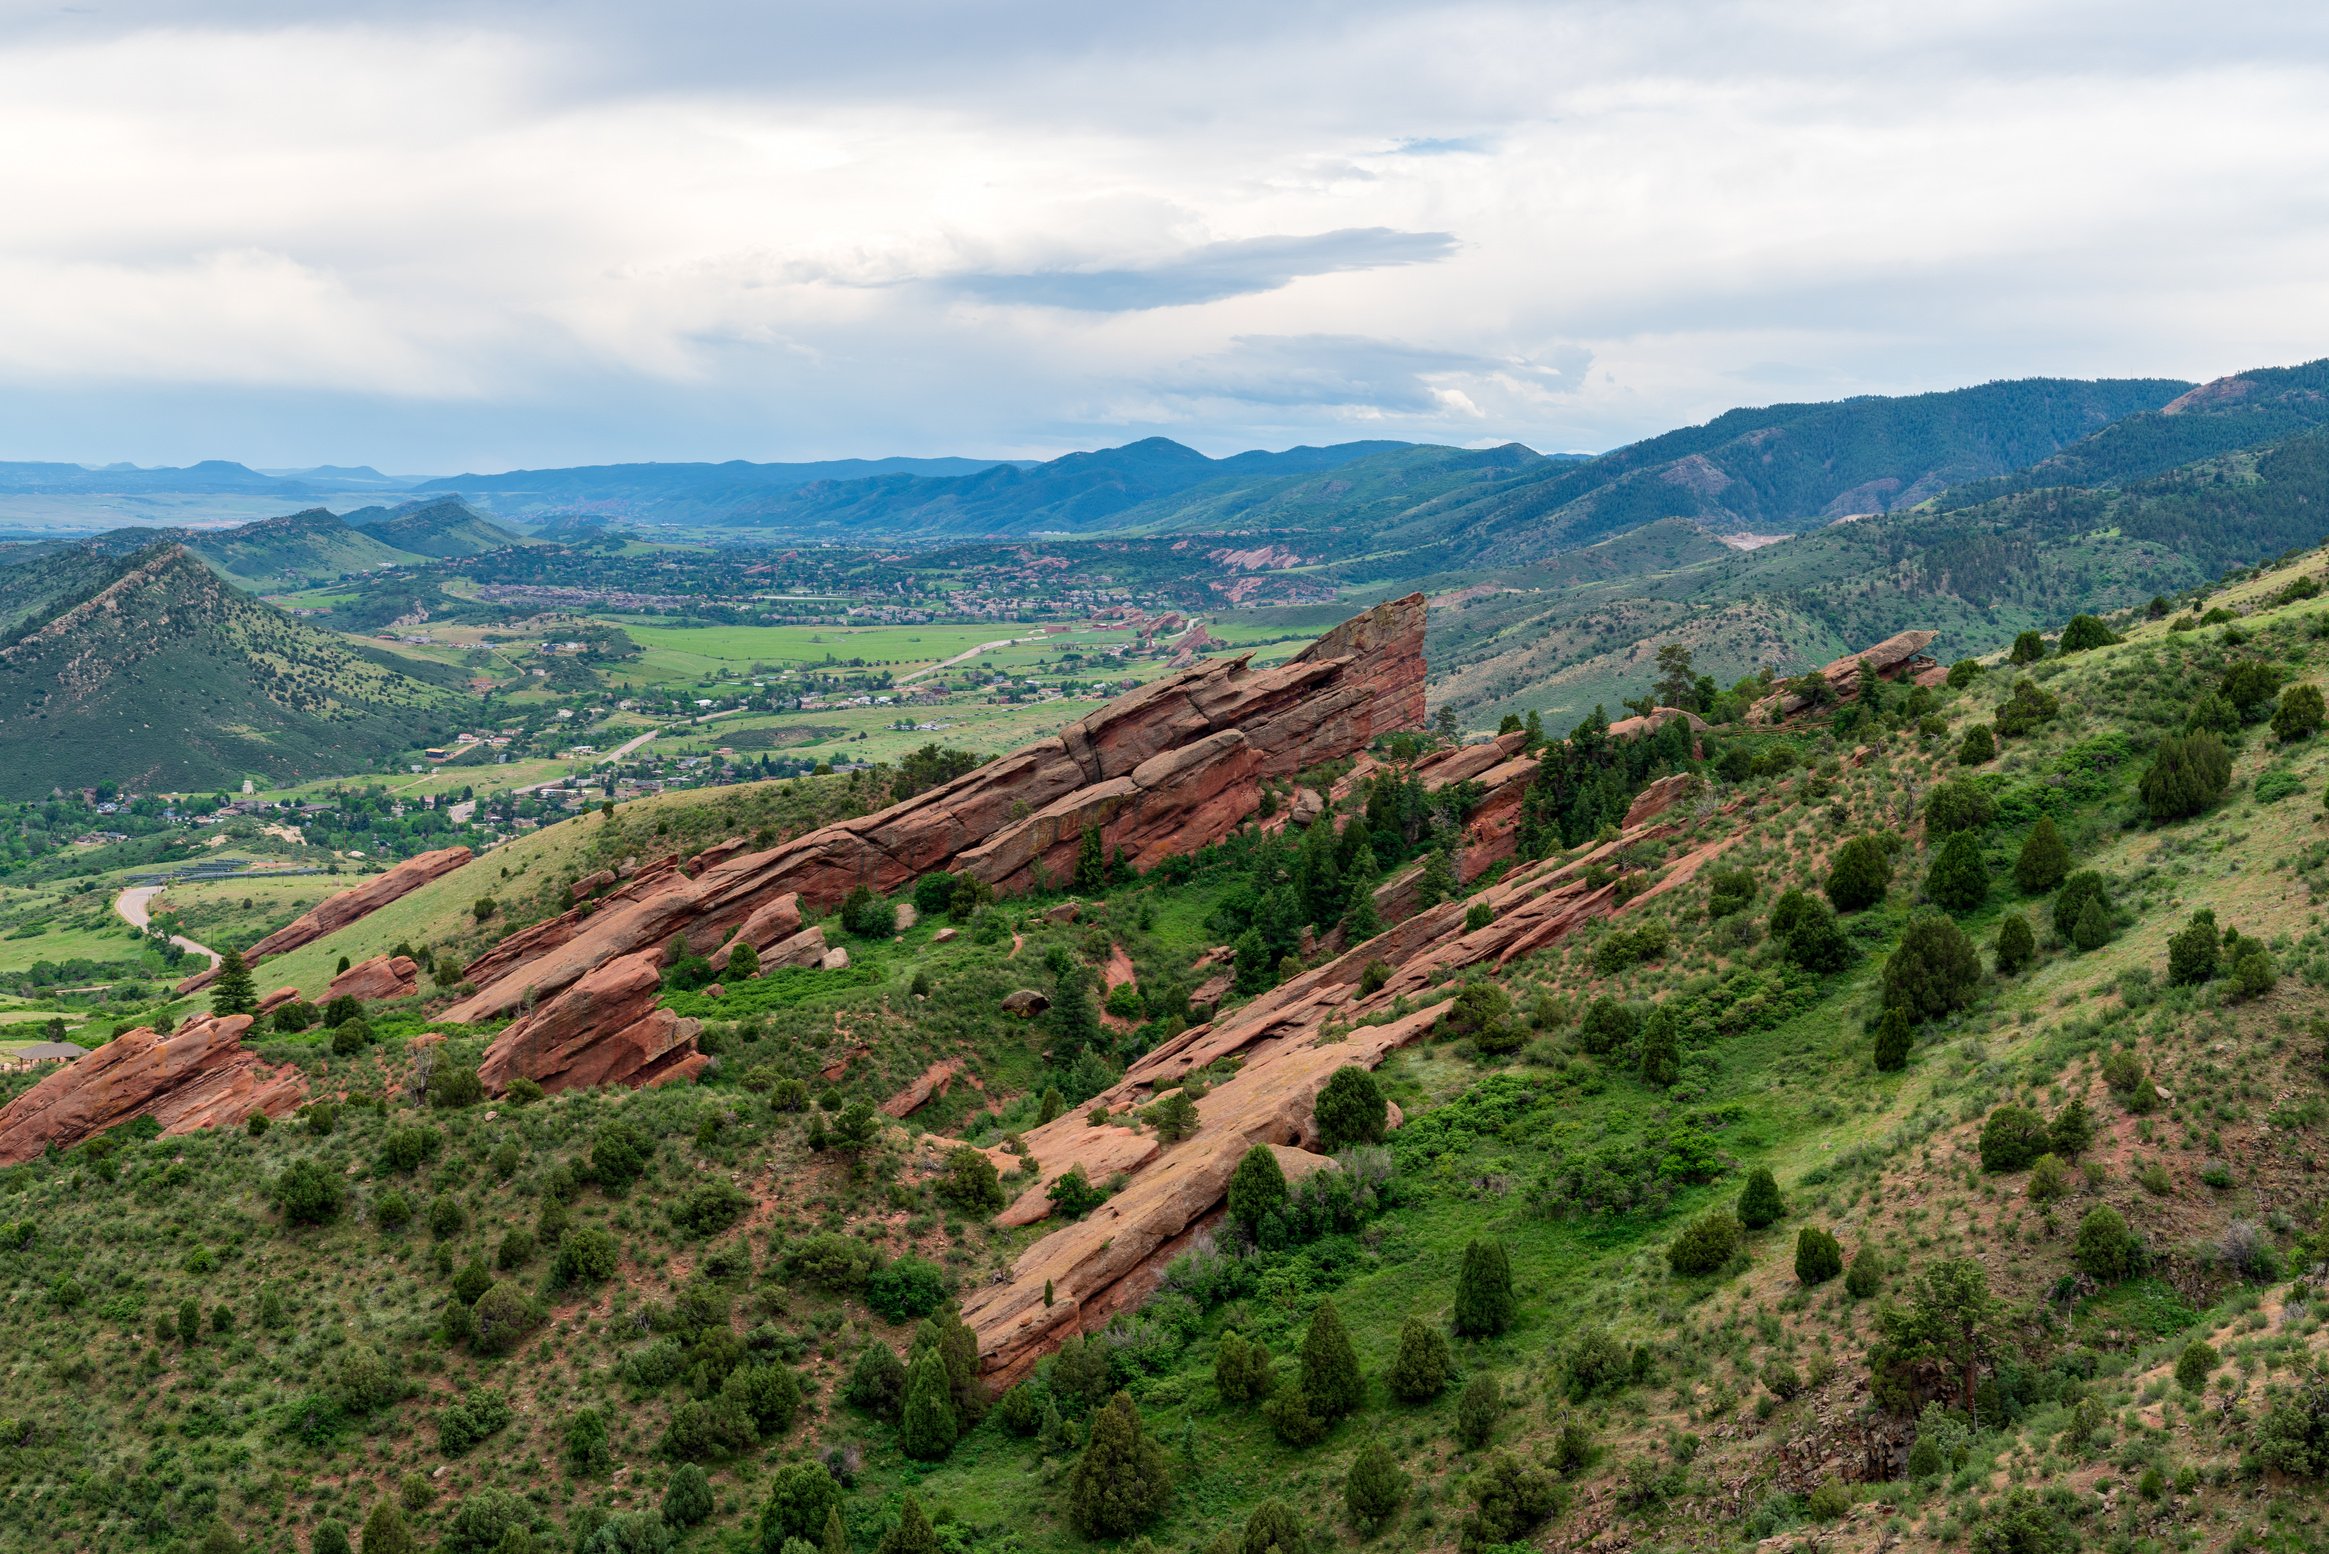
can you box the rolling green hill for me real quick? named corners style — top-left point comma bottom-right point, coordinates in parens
top-left (188, 507), bottom-right (414, 588)
top-left (0, 544), bottom-right (467, 796)
top-left (347, 497), bottom-right (527, 559)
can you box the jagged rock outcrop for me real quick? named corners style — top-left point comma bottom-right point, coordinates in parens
top-left (326, 953), bottom-right (419, 1002)
top-left (1750, 631), bottom-right (1938, 722)
top-left (474, 949), bottom-right (704, 1095)
top-left (0, 1014), bottom-right (307, 1165)
top-left (176, 845), bottom-right (471, 993)
top-left (443, 595), bottom-right (1426, 1028)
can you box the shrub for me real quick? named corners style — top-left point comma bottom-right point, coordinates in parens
top-left (758, 1463), bottom-right (843, 1550)
top-left (437, 1388), bottom-right (513, 1455)
top-left (662, 1464), bottom-right (714, 1530)
top-left (1638, 1007), bottom-right (1681, 1088)
top-left (913, 871), bottom-right (959, 915)
top-left (1344, 1437), bottom-right (1410, 1532)
top-left (591, 1119), bottom-right (653, 1190)
top-left (1066, 1391), bottom-right (1172, 1538)
top-left (1737, 1168), bottom-right (1784, 1229)
top-left (2176, 1339), bottom-right (2217, 1394)
top-left (427, 1065), bottom-right (485, 1109)
top-left (1560, 1326), bottom-right (1631, 1400)
top-left (1046, 1166), bottom-right (1106, 1220)
top-left (1214, 1331), bottom-right (1275, 1405)
top-left (2276, 683), bottom-right (2327, 742)
top-left (1456, 1372), bottom-right (1501, 1450)
top-left (1142, 1089), bottom-right (1199, 1143)
top-left (723, 1363), bottom-right (801, 1438)
top-left (1823, 835), bottom-right (1892, 912)
top-left (865, 1256), bottom-right (952, 1321)
top-left (1844, 1250), bottom-right (1880, 1299)
top-left (1463, 1450), bottom-right (1562, 1548)
top-left (2058, 613), bottom-right (2118, 653)
top-left (441, 1489), bottom-right (526, 1554)
top-left (2223, 659), bottom-right (2283, 721)
top-left (1387, 1316), bottom-right (1451, 1402)
top-left (273, 1158), bottom-right (345, 1227)
top-left (2166, 910), bottom-right (2220, 985)
top-left (428, 1194), bottom-right (465, 1239)
top-left (1444, 981), bottom-right (1521, 1052)
top-left (838, 886), bottom-right (897, 938)
top-left (1992, 677), bottom-right (2060, 738)
top-left (2073, 1204), bottom-right (2144, 1283)
top-left (1226, 1145), bottom-right (1289, 1234)
top-left (471, 1283), bottom-right (541, 1355)
top-left (1770, 890), bottom-right (1852, 973)
top-left (564, 1408), bottom-right (612, 1476)
top-left (1668, 1209), bottom-right (1743, 1275)
top-left (1706, 868), bottom-right (1756, 917)
top-left (552, 1226), bottom-right (619, 1288)
top-left (936, 1146), bottom-right (1006, 1214)
top-left (671, 1180), bottom-right (751, 1238)
top-left (1872, 1007), bottom-right (1912, 1072)
top-left (2052, 870), bottom-right (2109, 941)
top-left (1795, 1227), bottom-right (1843, 1285)
top-left (1575, 997), bottom-right (1639, 1055)
top-left (1240, 1501), bottom-right (1310, 1554)
top-left (1923, 780), bottom-right (1995, 837)
top-left (781, 1232), bottom-right (879, 1290)
top-left (2140, 733), bottom-right (2232, 823)
top-left (996, 1382), bottom-right (1047, 1436)
top-left (373, 1189), bottom-right (414, 1232)
top-left (2232, 944), bottom-right (2278, 999)
top-left (1881, 913), bottom-right (1982, 1022)
top-left (1978, 1106), bottom-right (2051, 1173)
top-left (1924, 831), bottom-right (1987, 913)
top-left (1452, 1238), bottom-right (1515, 1337)
top-left (2027, 1152), bottom-right (2071, 1205)
top-left (1993, 912), bottom-right (2036, 975)
top-left (2009, 630), bottom-right (2046, 664)
top-left (1314, 1066), bottom-right (1388, 1153)
top-left (1956, 725), bottom-right (1996, 765)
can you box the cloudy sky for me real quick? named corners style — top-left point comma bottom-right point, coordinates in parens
top-left (2, 0), bottom-right (2326, 471)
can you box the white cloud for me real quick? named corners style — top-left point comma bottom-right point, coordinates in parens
top-left (0, 2), bottom-right (2324, 467)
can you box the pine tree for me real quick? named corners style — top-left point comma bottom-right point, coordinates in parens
top-left (1738, 1167), bottom-right (1784, 1229)
top-left (1638, 1007), bottom-right (1681, 1088)
top-left (1794, 1227), bottom-right (1844, 1284)
top-left (1067, 1392), bottom-right (1172, 1538)
top-left (312, 1522), bottom-right (353, 1554)
top-left (1339, 876), bottom-right (1381, 942)
top-left (1343, 1437), bottom-right (1410, 1532)
top-left (1872, 1007), bottom-right (1912, 1072)
top-left (1313, 1066), bottom-right (1387, 1153)
top-left (2012, 816), bottom-right (2070, 894)
top-left (1241, 1501), bottom-right (1308, 1554)
top-left (1451, 1239), bottom-right (1515, 1338)
top-left (897, 1347), bottom-right (958, 1461)
top-left (1881, 913), bottom-right (1982, 1022)
top-left (1073, 824), bottom-right (1108, 893)
top-left (1924, 831), bottom-right (1987, 913)
top-left (210, 948), bottom-right (256, 1017)
top-left (1823, 834), bottom-right (1892, 912)
top-left (359, 1502), bottom-right (416, 1554)
top-left (2072, 895), bottom-right (2112, 951)
top-left (876, 1495), bottom-right (941, 1554)
top-left (822, 1506), bottom-right (851, 1554)
top-left (1415, 846), bottom-right (1457, 910)
top-left (1386, 1315), bottom-right (1451, 1402)
top-left (1226, 1145), bottom-right (1288, 1235)
top-left (1214, 1331), bottom-right (1274, 1404)
top-left (2049, 1096), bottom-right (2094, 1159)
top-left (1993, 912), bottom-right (2037, 976)
top-left (1298, 1301), bottom-right (1365, 1422)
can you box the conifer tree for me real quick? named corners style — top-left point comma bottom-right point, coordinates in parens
top-left (1298, 1301), bottom-right (1365, 1422)
top-left (2012, 816), bottom-right (2070, 894)
top-left (1386, 1315), bottom-right (1451, 1402)
top-left (1638, 1007), bottom-right (1681, 1088)
top-left (1343, 1437), bottom-right (1410, 1532)
top-left (1993, 912), bottom-right (2036, 976)
top-left (1456, 1372), bottom-right (1501, 1449)
top-left (1794, 1226), bottom-right (1844, 1284)
top-left (1924, 831), bottom-right (1988, 913)
top-left (1872, 1006), bottom-right (1912, 1073)
top-left (1226, 1144), bottom-right (1288, 1235)
top-left (359, 1502), bottom-right (416, 1554)
top-left (210, 948), bottom-right (256, 1017)
top-left (1738, 1167), bottom-right (1785, 1229)
top-left (2049, 1096), bottom-right (2094, 1159)
top-left (1240, 1501), bottom-right (1307, 1554)
top-left (877, 1495), bottom-right (941, 1554)
top-left (1451, 1239), bottom-right (1515, 1338)
top-left (1313, 1066), bottom-right (1387, 1153)
top-left (2072, 894), bottom-right (2112, 951)
top-left (1823, 834), bottom-right (1892, 912)
top-left (1067, 1392), bottom-right (1172, 1538)
top-left (822, 1506), bottom-right (851, 1554)
top-left (898, 1347), bottom-right (958, 1460)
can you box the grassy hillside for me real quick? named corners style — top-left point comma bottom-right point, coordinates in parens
top-left (350, 499), bottom-right (528, 560)
top-left (15, 559), bottom-right (2329, 1553)
top-left (189, 510), bottom-right (412, 589)
top-left (0, 545), bottom-right (468, 798)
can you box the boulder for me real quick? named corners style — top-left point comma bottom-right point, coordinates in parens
top-left (819, 947), bottom-right (851, 971)
top-left (1623, 772), bottom-right (1699, 828)
top-left (895, 903), bottom-right (919, 931)
top-left (326, 954), bottom-right (420, 1002)
top-left (1001, 989), bottom-right (1051, 1018)
top-left (761, 925), bottom-right (830, 969)
top-left (737, 892), bottom-right (804, 951)
top-left (256, 986), bottom-right (301, 1016)
top-left (176, 845), bottom-right (472, 992)
top-left (0, 1013), bottom-right (306, 1165)
top-left (882, 1059), bottom-right (962, 1118)
top-left (932, 927), bottom-right (960, 944)
top-left (475, 948), bottom-right (703, 1095)
top-left (570, 868), bottom-right (616, 901)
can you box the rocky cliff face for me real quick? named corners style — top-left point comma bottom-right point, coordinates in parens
top-left (443, 595), bottom-right (1428, 1045)
top-left (177, 845), bottom-right (472, 993)
top-left (0, 1014), bottom-right (307, 1165)
top-left (474, 949), bottom-right (705, 1095)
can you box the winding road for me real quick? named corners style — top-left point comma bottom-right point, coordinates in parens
top-left (113, 885), bottom-right (222, 970)
top-left (894, 636), bottom-right (1040, 687)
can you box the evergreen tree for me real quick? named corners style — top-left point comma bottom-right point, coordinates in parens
top-left (1638, 1007), bottom-right (1681, 1088)
top-left (2049, 1096), bottom-right (2094, 1159)
top-left (1298, 1301), bottom-right (1365, 1422)
top-left (1881, 913), bottom-right (1982, 1022)
top-left (2140, 733), bottom-right (2232, 823)
top-left (897, 1347), bottom-right (958, 1461)
top-left (1956, 724), bottom-right (1996, 766)
top-left (1231, 929), bottom-right (1273, 995)
top-left (2071, 894), bottom-right (2112, 951)
top-left (1213, 1331), bottom-right (1274, 1404)
top-left (1339, 877), bottom-right (1381, 942)
top-left (1226, 1145), bottom-right (1288, 1235)
top-left (1343, 1437), bottom-right (1411, 1532)
top-left (1795, 1227), bottom-right (1844, 1284)
top-left (1845, 1249), bottom-right (1881, 1299)
top-left (1451, 1239), bottom-right (1515, 1338)
top-left (2057, 614), bottom-right (2118, 653)
top-left (1386, 1316), bottom-right (1452, 1402)
top-left (1240, 1501), bottom-right (1308, 1554)
top-left (2012, 817), bottom-right (2070, 894)
top-left (210, 948), bottom-right (256, 1017)
top-left (822, 1506), bottom-right (851, 1554)
top-left (1073, 824), bottom-right (1108, 893)
top-left (1415, 846), bottom-right (1457, 910)
top-left (1993, 912), bottom-right (2037, 976)
top-left (1823, 834), bottom-right (1892, 912)
top-left (1924, 831), bottom-right (1988, 913)
top-left (662, 1464), bottom-right (714, 1529)
top-left (876, 1496), bottom-right (941, 1554)
top-left (312, 1522), bottom-right (353, 1554)
top-left (1872, 1007), bottom-right (1912, 1072)
top-left (2276, 683), bottom-right (2327, 742)
top-left (1066, 1392), bottom-right (1172, 1538)
top-left (1313, 1066), bottom-right (1387, 1153)
top-left (2167, 910), bottom-right (2221, 985)
top-left (1737, 1167), bottom-right (1785, 1229)
top-left (1455, 1372), bottom-right (1501, 1450)
top-left (359, 1502), bottom-right (416, 1554)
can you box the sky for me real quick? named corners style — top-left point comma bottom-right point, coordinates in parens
top-left (2, 0), bottom-right (2328, 472)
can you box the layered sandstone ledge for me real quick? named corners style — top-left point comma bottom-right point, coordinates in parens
top-left (442, 595), bottom-right (1427, 1056)
top-left (177, 845), bottom-right (472, 994)
top-left (0, 1013), bottom-right (307, 1166)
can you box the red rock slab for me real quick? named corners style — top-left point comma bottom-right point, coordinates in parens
top-left (256, 986), bottom-right (301, 1015)
top-left (1606, 706), bottom-right (1712, 742)
top-left (176, 844), bottom-right (472, 992)
top-left (761, 925), bottom-right (829, 970)
top-left (475, 948), bottom-right (702, 1096)
top-left (326, 954), bottom-right (419, 1002)
top-left (1748, 630), bottom-right (1939, 722)
top-left (737, 893), bottom-right (804, 951)
top-left (881, 1060), bottom-right (962, 1119)
top-left (1622, 772), bottom-right (1699, 828)
top-left (0, 1013), bottom-right (306, 1166)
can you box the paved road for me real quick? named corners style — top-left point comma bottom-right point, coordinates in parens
top-left (895, 636), bottom-right (1038, 686)
top-left (113, 885), bottom-right (222, 970)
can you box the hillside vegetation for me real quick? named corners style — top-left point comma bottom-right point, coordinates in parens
top-left (16, 537), bottom-right (2329, 1554)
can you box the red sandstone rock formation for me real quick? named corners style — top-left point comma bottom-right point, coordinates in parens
top-left (881, 1059), bottom-right (962, 1118)
top-left (0, 1014), bottom-right (307, 1165)
top-left (176, 846), bottom-right (472, 993)
top-left (326, 954), bottom-right (420, 1002)
top-left (442, 594), bottom-right (1426, 1028)
top-left (1749, 631), bottom-right (1939, 723)
top-left (256, 986), bottom-right (300, 1015)
top-left (474, 948), bottom-right (703, 1095)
